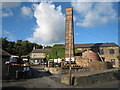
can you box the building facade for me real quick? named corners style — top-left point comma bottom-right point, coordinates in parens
top-left (75, 43), bottom-right (120, 68)
top-left (30, 49), bottom-right (51, 64)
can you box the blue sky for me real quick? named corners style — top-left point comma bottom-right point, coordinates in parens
top-left (2, 1), bottom-right (119, 46)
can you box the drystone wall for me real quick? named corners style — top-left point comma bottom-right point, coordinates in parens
top-left (75, 56), bottom-right (90, 68)
top-left (61, 68), bottom-right (120, 86)
top-left (75, 56), bottom-right (112, 70)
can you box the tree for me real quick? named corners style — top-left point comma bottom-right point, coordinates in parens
top-left (1, 37), bottom-right (43, 56)
top-left (1, 37), bottom-right (9, 51)
top-left (45, 44), bottom-right (65, 59)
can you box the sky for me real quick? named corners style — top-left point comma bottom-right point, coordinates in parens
top-left (1, 1), bottom-right (119, 46)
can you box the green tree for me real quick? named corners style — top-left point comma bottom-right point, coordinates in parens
top-left (46, 44), bottom-right (65, 59)
top-left (1, 37), bottom-right (9, 51)
top-left (1, 37), bottom-right (43, 56)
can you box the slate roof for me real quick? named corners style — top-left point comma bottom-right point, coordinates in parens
top-left (31, 49), bottom-right (52, 53)
top-left (75, 43), bottom-right (119, 48)
top-left (61, 42), bottom-right (119, 48)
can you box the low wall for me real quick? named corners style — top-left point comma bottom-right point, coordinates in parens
top-left (75, 56), bottom-right (90, 68)
top-left (61, 68), bottom-right (120, 86)
top-left (75, 56), bottom-right (112, 70)
top-left (89, 61), bottom-right (112, 71)
top-left (44, 67), bottom-right (89, 75)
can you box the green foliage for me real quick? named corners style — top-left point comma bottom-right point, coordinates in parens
top-left (1, 37), bottom-right (42, 56)
top-left (75, 48), bottom-right (78, 53)
top-left (1, 37), bottom-right (65, 58)
top-left (44, 46), bottom-right (52, 49)
top-left (45, 44), bottom-right (65, 59)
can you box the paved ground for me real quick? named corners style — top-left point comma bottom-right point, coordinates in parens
top-left (2, 65), bottom-right (120, 89)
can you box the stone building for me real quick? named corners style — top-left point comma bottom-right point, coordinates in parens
top-left (30, 48), bottom-right (51, 64)
top-left (75, 42), bottom-right (120, 68)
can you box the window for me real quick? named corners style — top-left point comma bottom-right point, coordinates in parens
top-left (109, 49), bottom-right (114, 54)
top-left (111, 59), bottom-right (115, 65)
top-left (99, 49), bottom-right (104, 55)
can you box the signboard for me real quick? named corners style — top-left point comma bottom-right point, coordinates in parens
top-left (65, 57), bottom-right (75, 61)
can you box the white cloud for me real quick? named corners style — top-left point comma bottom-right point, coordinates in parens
top-left (2, 8), bottom-right (13, 17)
top-left (21, 6), bottom-right (33, 18)
top-left (1, 2), bottom-right (20, 9)
top-left (27, 2), bottom-right (65, 45)
top-left (71, 2), bottom-right (117, 27)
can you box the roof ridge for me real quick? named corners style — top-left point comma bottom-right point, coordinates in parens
top-left (61, 42), bottom-right (119, 48)
top-left (75, 42), bottom-right (117, 45)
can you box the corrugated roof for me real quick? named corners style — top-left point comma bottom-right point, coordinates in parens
top-left (31, 49), bottom-right (52, 53)
top-left (61, 42), bottom-right (119, 48)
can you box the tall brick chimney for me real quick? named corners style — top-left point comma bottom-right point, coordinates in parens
top-left (65, 8), bottom-right (74, 61)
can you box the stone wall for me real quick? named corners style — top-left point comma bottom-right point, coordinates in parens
top-left (89, 61), bottom-right (112, 71)
top-left (61, 68), bottom-right (120, 86)
top-left (75, 56), bottom-right (112, 70)
top-left (44, 67), bottom-right (87, 75)
top-left (74, 69), bottom-right (120, 86)
top-left (75, 56), bottom-right (90, 68)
